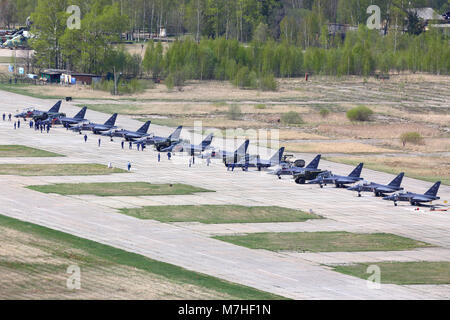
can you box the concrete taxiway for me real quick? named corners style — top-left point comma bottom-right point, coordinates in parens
top-left (0, 90), bottom-right (449, 299)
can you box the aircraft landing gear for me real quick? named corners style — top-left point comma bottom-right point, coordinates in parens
top-left (295, 177), bottom-right (306, 185)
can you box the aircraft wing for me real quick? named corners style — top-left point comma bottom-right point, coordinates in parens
top-left (411, 195), bottom-right (435, 203)
top-left (374, 186), bottom-right (396, 194)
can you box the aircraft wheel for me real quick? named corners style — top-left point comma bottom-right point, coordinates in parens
top-left (394, 202), bottom-right (398, 206)
top-left (320, 185), bottom-right (323, 188)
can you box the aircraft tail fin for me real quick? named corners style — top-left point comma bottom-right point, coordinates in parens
top-left (424, 181), bottom-right (441, 197)
top-left (48, 100), bottom-right (62, 113)
top-left (137, 121), bottom-right (151, 134)
top-left (388, 172), bottom-right (404, 188)
top-left (201, 133), bottom-right (214, 150)
top-left (104, 113), bottom-right (118, 127)
top-left (168, 126), bottom-right (183, 140)
top-left (235, 140), bottom-right (249, 156)
top-left (349, 163), bottom-right (364, 178)
top-left (306, 154), bottom-right (321, 169)
top-left (74, 106), bottom-right (87, 119)
top-left (270, 147), bottom-right (285, 165)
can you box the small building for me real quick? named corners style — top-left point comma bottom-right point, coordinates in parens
top-left (62, 72), bottom-right (101, 85)
top-left (408, 8), bottom-right (444, 22)
top-left (40, 69), bottom-right (65, 83)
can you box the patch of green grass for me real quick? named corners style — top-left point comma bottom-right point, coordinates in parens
top-left (0, 163), bottom-right (127, 176)
top-left (0, 57), bottom-right (12, 63)
top-left (137, 117), bottom-right (181, 127)
top-left (27, 182), bottom-right (214, 196)
top-left (0, 84), bottom-right (64, 100)
top-left (333, 261), bottom-right (450, 285)
top-left (0, 145), bottom-right (63, 157)
top-left (77, 104), bottom-right (141, 115)
top-left (214, 232), bottom-right (432, 252)
top-left (0, 213), bottom-right (285, 299)
top-left (119, 205), bottom-right (322, 224)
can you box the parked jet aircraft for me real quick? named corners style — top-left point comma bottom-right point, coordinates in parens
top-left (162, 133), bottom-right (214, 154)
top-left (221, 140), bottom-right (250, 169)
top-left (347, 172), bottom-right (404, 197)
top-left (308, 163), bottom-right (364, 188)
top-left (234, 147), bottom-right (285, 171)
top-left (383, 181), bottom-right (441, 206)
top-left (202, 139), bottom-right (249, 163)
top-left (134, 126), bottom-right (183, 150)
top-left (56, 106), bottom-right (87, 127)
top-left (102, 121), bottom-right (151, 141)
top-left (273, 155), bottom-right (322, 183)
top-left (15, 101), bottom-right (62, 120)
top-left (70, 113), bottom-right (118, 134)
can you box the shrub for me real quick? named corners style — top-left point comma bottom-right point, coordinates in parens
top-left (165, 70), bottom-right (185, 90)
top-left (234, 67), bottom-right (257, 89)
top-left (254, 104), bottom-right (266, 109)
top-left (281, 111), bottom-right (303, 126)
top-left (258, 73), bottom-right (278, 91)
top-left (400, 132), bottom-right (424, 146)
top-left (227, 104), bottom-right (242, 120)
top-left (319, 108), bottom-right (330, 118)
top-left (346, 105), bottom-right (373, 121)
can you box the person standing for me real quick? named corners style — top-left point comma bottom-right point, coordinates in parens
top-left (121, 140), bottom-right (124, 149)
top-left (129, 141), bottom-right (132, 150)
top-left (2, 113), bottom-right (5, 121)
top-left (46, 125), bottom-right (50, 133)
top-left (14, 122), bottom-right (16, 130)
top-left (84, 134), bottom-right (88, 143)
top-left (17, 119), bottom-right (20, 128)
top-left (137, 143), bottom-right (140, 151)
top-left (158, 153), bottom-right (161, 162)
top-left (167, 152), bottom-right (171, 160)
top-left (127, 161), bottom-right (131, 171)
top-left (98, 138), bottom-right (101, 147)
top-left (8, 113), bottom-right (11, 121)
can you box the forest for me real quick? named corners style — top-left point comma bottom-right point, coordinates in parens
top-left (0, 0), bottom-right (449, 87)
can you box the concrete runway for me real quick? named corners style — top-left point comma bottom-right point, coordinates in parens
top-left (1, 90), bottom-right (449, 299)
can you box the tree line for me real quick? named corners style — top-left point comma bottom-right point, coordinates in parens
top-left (143, 26), bottom-right (449, 89)
top-left (3, 0), bottom-right (449, 41)
top-left (2, 0), bottom-right (449, 89)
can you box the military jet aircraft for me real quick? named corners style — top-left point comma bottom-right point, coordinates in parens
top-left (134, 126), bottom-right (183, 151)
top-left (221, 140), bottom-right (250, 170)
top-left (102, 121), bottom-right (151, 141)
top-left (383, 181), bottom-right (441, 206)
top-left (347, 172), bottom-right (404, 197)
top-left (55, 106), bottom-right (87, 127)
top-left (70, 113), bottom-right (118, 134)
top-left (15, 100), bottom-right (62, 120)
top-left (201, 139), bottom-right (249, 163)
top-left (273, 154), bottom-right (322, 183)
top-left (308, 163), bottom-right (364, 188)
top-left (233, 147), bottom-right (285, 171)
top-left (161, 133), bottom-right (214, 154)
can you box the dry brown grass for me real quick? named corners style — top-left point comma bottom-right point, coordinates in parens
top-left (283, 141), bottom-right (395, 154)
top-left (317, 123), bottom-right (443, 139)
